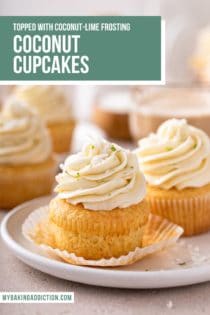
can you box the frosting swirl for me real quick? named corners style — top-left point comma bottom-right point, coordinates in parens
top-left (55, 139), bottom-right (146, 210)
top-left (136, 119), bottom-right (210, 190)
top-left (0, 99), bottom-right (52, 165)
top-left (14, 85), bottom-right (72, 123)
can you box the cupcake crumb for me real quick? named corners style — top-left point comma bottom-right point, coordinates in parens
top-left (166, 301), bottom-right (173, 309)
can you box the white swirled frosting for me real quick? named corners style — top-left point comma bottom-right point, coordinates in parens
top-left (0, 99), bottom-right (52, 165)
top-left (14, 85), bottom-right (72, 123)
top-left (55, 139), bottom-right (146, 210)
top-left (136, 119), bottom-right (210, 190)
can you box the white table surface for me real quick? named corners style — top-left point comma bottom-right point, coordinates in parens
top-left (1, 210), bottom-right (210, 315)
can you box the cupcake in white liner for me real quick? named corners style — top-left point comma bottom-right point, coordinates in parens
top-left (136, 118), bottom-right (210, 236)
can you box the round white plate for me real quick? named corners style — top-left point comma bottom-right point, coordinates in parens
top-left (1, 196), bottom-right (210, 289)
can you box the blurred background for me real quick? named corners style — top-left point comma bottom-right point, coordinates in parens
top-left (1, 0), bottom-right (210, 151)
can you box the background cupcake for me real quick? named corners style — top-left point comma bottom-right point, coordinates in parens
top-left (129, 86), bottom-right (210, 140)
top-left (91, 87), bottom-right (134, 140)
top-left (136, 118), bottom-right (210, 236)
top-left (0, 99), bottom-right (57, 209)
top-left (191, 26), bottom-right (210, 84)
top-left (14, 85), bottom-right (76, 153)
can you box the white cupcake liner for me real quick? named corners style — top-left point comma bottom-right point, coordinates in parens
top-left (148, 194), bottom-right (210, 235)
top-left (22, 206), bottom-right (183, 267)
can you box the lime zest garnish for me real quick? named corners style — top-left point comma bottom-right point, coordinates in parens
top-left (75, 172), bottom-right (80, 178)
top-left (87, 144), bottom-right (95, 151)
top-left (166, 147), bottom-right (173, 151)
top-left (110, 144), bottom-right (116, 152)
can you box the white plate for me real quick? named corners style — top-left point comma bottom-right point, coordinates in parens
top-left (1, 196), bottom-right (210, 289)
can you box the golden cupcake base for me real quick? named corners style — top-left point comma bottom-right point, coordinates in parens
top-left (147, 184), bottom-right (210, 236)
top-left (0, 157), bottom-right (57, 209)
top-left (23, 206), bottom-right (183, 267)
top-left (47, 119), bottom-right (76, 154)
top-left (47, 198), bottom-right (149, 260)
top-left (191, 57), bottom-right (210, 85)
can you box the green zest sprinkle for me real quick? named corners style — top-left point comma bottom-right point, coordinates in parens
top-left (166, 147), bottom-right (173, 151)
top-left (87, 144), bottom-right (95, 151)
top-left (193, 143), bottom-right (197, 149)
top-left (75, 172), bottom-right (80, 178)
top-left (111, 145), bottom-right (116, 152)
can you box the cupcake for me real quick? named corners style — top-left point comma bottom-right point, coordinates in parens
top-left (129, 86), bottom-right (210, 140)
top-left (136, 118), bottom-right (210, 236)
top-left (0, 100), bottom-right (57, 209)
top-left (92, 89), bottom-right (134, 140)
top-left (191, 26), bottom-right (210, 84)
top-left (14, 85), bottom-right (75, 153)
top-left (38, 139), bottom-right (149, 260)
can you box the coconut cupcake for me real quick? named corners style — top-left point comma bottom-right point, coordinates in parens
top-left (14, 85), bottom-right (75, 153)
top-left (36, 139), bottom-right (149, 260)
top-left (92, 89), bottom-right (133, 140)
top-left (191, 26), bottom-right (210, 84)
top-left (0, 100), bottom-right (57, 209)
top-left (136, 118), bottom-right (210, 236)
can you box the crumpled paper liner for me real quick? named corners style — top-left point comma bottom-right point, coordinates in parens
top-left (22, 206), bottom-right (183, 267)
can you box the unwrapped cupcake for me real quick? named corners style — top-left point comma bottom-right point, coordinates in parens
top-left (0, 99), bottom-right (57, 209)
top-left (46, 139), bottom-right (149, 260)
top-left (13, 85), bottom-right (75, 153)
top-left (23, 138), bottom-right (183, 266)
top-left (136, 118), bottom-right (210, 236)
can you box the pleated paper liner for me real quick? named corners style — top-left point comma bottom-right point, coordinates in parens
top-left (22, 206), bottom-right (183, 267)
top-left (148, 194), bottom-right (210, 236)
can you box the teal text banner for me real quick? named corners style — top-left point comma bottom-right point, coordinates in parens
top-left (0, 16), bottom-right (162, 82)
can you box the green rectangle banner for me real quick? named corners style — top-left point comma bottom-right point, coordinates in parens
top-left (0, 16), bottom-right (162, 82)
